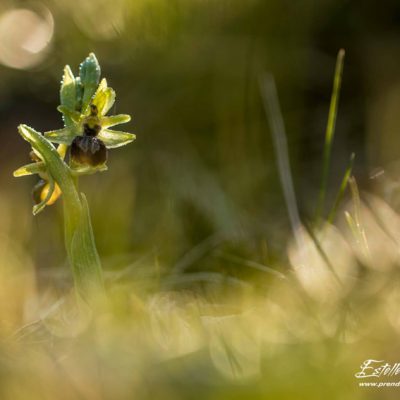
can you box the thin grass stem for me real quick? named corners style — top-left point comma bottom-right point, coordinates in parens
top-left (315, 49), bottom-right (345, 223)
top-left (327, 152), bottom-right (355, 224)
top-left (259, 74), bottom-right (304, 252)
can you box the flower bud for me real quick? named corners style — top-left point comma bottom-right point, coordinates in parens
top-left (32, 179), bottom-right (61, 206)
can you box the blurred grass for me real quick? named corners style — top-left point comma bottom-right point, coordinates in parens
top-left (316, 49), bottom-right (345, 223)
top-left (2, 0), bottom-right (400, 398)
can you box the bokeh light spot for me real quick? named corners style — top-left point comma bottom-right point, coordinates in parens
top-left (0, 6), bottom-right (54, 70)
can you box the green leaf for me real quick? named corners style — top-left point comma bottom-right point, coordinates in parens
top-left (91, 79), bottom-right (116, 116)
top-left (13, 161), bottom-right (45, 177)
top-left (98, 129), bottom-right (136, 148)
top-left (45, 128), bottom-right (76, 145)
top-left (60, 65), bottom-right (77, 126)
top-left (102, 114), bottom-right (131, 128)
top-left (79, 53), bottom-right (101, 113)
top-left (70, 193), bottom-right (103, 295)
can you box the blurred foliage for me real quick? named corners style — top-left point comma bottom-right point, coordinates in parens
top-left (3, 0), bottom-right (400, 273)
top-left (3, 0), bottom-right (400, 398)
top-left (0, 0), bottom-right (372, 270)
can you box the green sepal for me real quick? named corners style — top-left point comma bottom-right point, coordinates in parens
top-left (60, 65), bottom-right (77, 126)
top-left (75, 77), bottom-right (83, 112)
top-left (57, 106), bottom-right (81, 124)
top-left (102, 114), bottom-right (131, 128)
top-left (13, 161), bottom-right (46, 177)
top-left (70, 163), bottom-right (108, 176)
top-left (45, 128), bottom-right (76, 145)
top-left (98, 129), bottom-right (136, 148)
top-left (79, 53), bottom-right (101, 114)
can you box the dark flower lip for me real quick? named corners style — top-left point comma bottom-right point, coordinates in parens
top-left (70, 136), bottom-right (108, 167)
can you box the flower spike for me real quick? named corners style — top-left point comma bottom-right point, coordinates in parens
top-left (13, 53), bottom-right (132, 297)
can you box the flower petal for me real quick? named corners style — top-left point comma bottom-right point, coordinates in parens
top-left (89, 78), bottom-right (107, 114)
top-left (91, 80), bottom-right (116, 116)
top-left (98, 129), bottom-right (136, 149)
top-left (13, 162), bottom-right (45, 177)
top-left (45, 128), bottom-right (76, 145)
top-left (100, 88), bottom-right (116, 115)
top-left (101, 114), bottom-right (131, 128)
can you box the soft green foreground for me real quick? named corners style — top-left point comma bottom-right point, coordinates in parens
top-left (0, 191), bottom-right (399, 399)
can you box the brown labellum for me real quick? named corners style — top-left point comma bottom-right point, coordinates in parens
top-left (70, 136), bottom-right (107, 167)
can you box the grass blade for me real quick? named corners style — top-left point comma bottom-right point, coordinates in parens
top-left (303, 222), bottom-right (343, 286)
top-left (315, 49), bottom-right (345, 222)
top-left (327, 152), bottom-right (355, 224)
top-left (259, 74), bottom-right (304, 251)
top-left (348, 177), bottom-right (370, 259)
